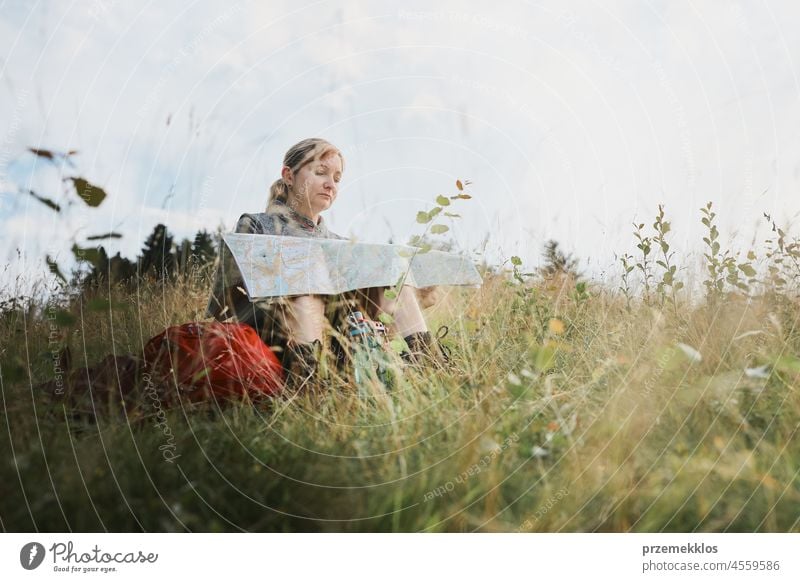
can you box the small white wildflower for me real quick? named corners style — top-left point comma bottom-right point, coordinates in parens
top-left (507, 372), bottom-right (522, 386)
top-left (744, 365), bottom-right (771, 379)
top-left (676, 342), bottom-right (702, 363)
top-left (479, 437), bottom-right (502, 454)
top-left (531, 446), bottom-right (549, 458)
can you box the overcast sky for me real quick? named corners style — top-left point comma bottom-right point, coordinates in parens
top-left (2, 0), bottom-right (800, 295)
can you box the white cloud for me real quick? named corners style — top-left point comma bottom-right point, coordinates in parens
top-left (2, 0), bottom-right (800, 297)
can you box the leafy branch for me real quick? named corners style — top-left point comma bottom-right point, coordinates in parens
top-left (381, 179), bottom-right (473, 332)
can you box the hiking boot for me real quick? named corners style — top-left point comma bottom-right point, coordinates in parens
top-left (401, 326), bottom-right (452, 369)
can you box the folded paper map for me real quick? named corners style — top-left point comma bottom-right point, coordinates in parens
top-left (223, 234), bottom-right (482, 299)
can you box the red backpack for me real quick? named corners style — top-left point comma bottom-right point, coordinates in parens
top-left (143, 322), bottom-right (284, 402)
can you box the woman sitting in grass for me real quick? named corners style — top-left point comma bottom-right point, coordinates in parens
top-left (206, 137), bottom-right (446, 389)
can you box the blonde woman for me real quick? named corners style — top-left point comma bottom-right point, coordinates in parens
top-left (207, 138), bottom-right (445, 388)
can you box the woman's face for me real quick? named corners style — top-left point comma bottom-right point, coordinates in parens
top-left (286, 153), bottom-right (342, 219)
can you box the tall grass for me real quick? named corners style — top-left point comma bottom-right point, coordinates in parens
top-left (1, 205), bottom-right (799, 532)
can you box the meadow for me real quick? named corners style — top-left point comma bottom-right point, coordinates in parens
top-left (1, 203), bottom-right (799, 532)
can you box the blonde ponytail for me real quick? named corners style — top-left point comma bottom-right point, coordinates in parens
top-left (268, 178), bottom-right (290, 206)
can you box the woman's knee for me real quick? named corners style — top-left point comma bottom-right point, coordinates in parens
top-left (415, 286), bottom-right (442, 309)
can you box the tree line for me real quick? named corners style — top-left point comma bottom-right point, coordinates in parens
top-left (76, 224), bottom-right (219, 288)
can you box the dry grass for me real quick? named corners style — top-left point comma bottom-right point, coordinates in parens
top-left (0, 259), bottom-right (799, 532)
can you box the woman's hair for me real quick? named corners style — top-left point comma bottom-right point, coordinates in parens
top-left (268, 138), bottom-right (345, 206)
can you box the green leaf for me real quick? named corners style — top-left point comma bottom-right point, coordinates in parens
top-left (389, 338), bottom-right (407, 354)
top-left (68, 177), bottom-right (107, 207)
top-left (416, 211), bottom-right (432, 224)
top-left (428, 207), bottom-right (442, 219)
top-left (443, 212), bottom-right (461, 218)
top-left (383, 289), bottom-right (398, 300)
top-left (72, 244), bottom-right (101, 266)
top-left (378, 312), bottom-right (394, 325)
top-left (738, 263), bottom-right (757, 277)
top-left (674, 281), bottom-right (684, 291)
top-left (511, 256), bottom-right (522, 266)
top-left (26, 189), bottom-right (61, 212)
top-left (46, 255), bottom-right (66, 283)
top-left (28, 147), bottom-right (78, 162)
top-left (28, 147), bottom-right (57, 161)
top-left (436, 195), bottom-right (451, 206)
top-left (86, 232), bottom-right (122, 241)
top-left (430, 224), bottom-right (449, 235)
